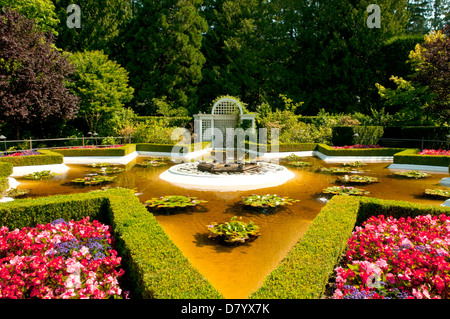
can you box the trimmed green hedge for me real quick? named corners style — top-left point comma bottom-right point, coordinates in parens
top-left (317, 143), bottom-right (405, 157)
top-left (0, 162), bottom-right (13, 177)
top-left (245, 141), bottom-right (318, 153)
top-left (0, 150), bottom-right (63, 167)
top-left (53, 144), bottom-right (136, 157)
top-left (393, 149), bottom-right (450, 167)
top-left (249, 196), bottom-right (450, 299)
top-left (0, 177), bottom-right (8, 199)
top-left (0, 189), bottom-right (222, 299)
top-left (135, 142), bottom-right (211, 153)
top-left (332, 126), bottom-right (384, 146)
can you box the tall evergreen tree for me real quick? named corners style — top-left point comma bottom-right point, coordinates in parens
top-left (198, 0), bottom-right (269, 112)
top-left (406, 0), bottom-right (432, 34)
top-left (269, 0), bottom-right (409, 115)
top-left (116, 0), bottom-right (207, 115)
top-left (51, 0), bottom-right (132, 53)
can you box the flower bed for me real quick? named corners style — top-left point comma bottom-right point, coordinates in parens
top-left (56, 145), bottom-right (124, 150)
top-left (332, 214), bottom-right (450, 299)
top-left (332, 145), bottom-right (382, 149)
top-left (419, 149), bottom-right (450, 156)
top-left (393, 149), bottom-right (450, 167)
top-left (207, 216), bottom-right (260, 245)
top-left (0, 217), bottom-right (125, 299)
top-left (0, 150), bottom-right (40, 157)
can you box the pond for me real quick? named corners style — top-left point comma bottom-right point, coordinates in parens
top-left (10, 156), bottom-right (448, 299)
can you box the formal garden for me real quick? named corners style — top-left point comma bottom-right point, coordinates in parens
top-left (0, 0), bottom-right (450, 302)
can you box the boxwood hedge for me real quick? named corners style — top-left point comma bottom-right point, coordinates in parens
top-left (0, 162), bottom-right (13, 177)
top-left (317, 143), bottom-right (405, 157)
top-left (53, 144), bottom-right (136, 157)
top-left (393, 148), bottom-right (450, 167)
top-left (0, 188), bottom-right (222, 299)
top-left (0, 150), bottom-right (63, 167)
top-left (249, 196), bottom-right (450, 299)
top-left (135, 142), bottom-right (211, 153)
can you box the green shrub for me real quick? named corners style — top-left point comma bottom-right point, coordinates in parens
top-left (0, 162), bottom-right (13, 177)
top-left (249, 196), bottom-right (450, 299)
top-left (0, 177), bottom-right (9, 199)
top-left (393, 148), bottom-right (450, 167)
top-left (245, 141), bottom-right (318, 153)
top-left (0, 189), bottom-right (222, 299)
top-left (135, 142), bottom-right (210, 154)
top-left (332, 126), bottom-right (384, 146)
top-left (0, 150), bottom-right (63, 167)
top-left (53, 144), bottom-right (136, 157)
top-left (317, 144), bottom-right (405, 156)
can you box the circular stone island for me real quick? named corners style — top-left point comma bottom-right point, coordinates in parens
top-left (159, 162), bottom-right (296, 191)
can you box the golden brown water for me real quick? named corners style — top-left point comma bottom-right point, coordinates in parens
top-left (11, 156), bottom-right (449, 298)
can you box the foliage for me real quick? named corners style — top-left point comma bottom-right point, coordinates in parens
top-left (0, 9), bottom-right (79, 139)
top-left (135, 157), bottom-right (169, 168)
top-left (52, 0), bottom-right (132, 54)
top-left (376, 75), bottom-right (433, 123)
top-left (207, 216), bottom-right (260, 245)
top-left (242, 194), bottom-right (299, 212)
top-left (71, 175), bottom-right (117, 186)
top-left (117, 0), bottom-right (207, 115)
top-left (337, 175), bottom-right (379, 184)
top-left (323, 186), bottom-right (370, 196)
top-left (342, 161), bottom-right (367, 168)
top-left (132, 118), bottom-right (179, 144)
top-left (317, 167), bottom-right (364, 175)
top-left (0, 0), bottom-right (59, 35)
top-left (425, 189), bottom-right (450, 199)
top-left (145, 195), bottom-right (207, 211)
top-left (67, 50), bottom-right (134, 134)
top-left (21, 170), bottom-right (56, 180)
top-left (409, 28), bottom-right (450, 123)
top-left (393, 148), bottom-right (450, 167)
top-left (0, 217), bottom-right (125, 299)
top-left (393, 170), bottom-right (431, 179)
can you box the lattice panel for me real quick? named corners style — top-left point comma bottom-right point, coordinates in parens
top-left (202, 119), bottom-right (212, 141)
top-left (212, 100), bottom-right (241, 115)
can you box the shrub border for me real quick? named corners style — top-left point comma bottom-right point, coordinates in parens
top-left (249, 196), bottom-right (450, 299)
top-left (316, 143), bottom-right (405, 157)
top-left (393, 149), bottom-right (450, 167)
top-left (0, 150), bottom-right (63, 167)
top-left (53, 144), bottom-right (136, 157)
top-left (0, 188), bottom-right (222, 299)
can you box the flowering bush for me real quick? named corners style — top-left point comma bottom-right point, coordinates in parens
top-left (0, 150), bottom-right (40, 157)
top-left (0, 217), bottom-right (125, 299)
top-left (332, 214), bottom-right (450, 299)
top-left (419, 149), bottom-right (450, 156)
top-left (332, 145), bottom-right (382, 149)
